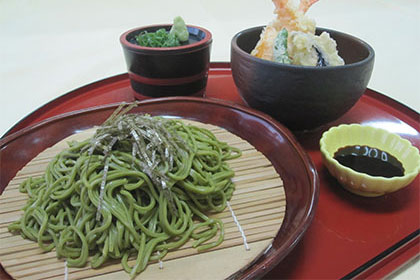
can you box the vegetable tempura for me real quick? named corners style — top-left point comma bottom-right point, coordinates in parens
top-left (252, 0), bottom-right (344, 66)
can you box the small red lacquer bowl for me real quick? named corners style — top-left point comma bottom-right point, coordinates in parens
top-left (120, 24), bottom-right (212, 98)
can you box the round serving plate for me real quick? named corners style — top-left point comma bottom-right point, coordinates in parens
top-left (0, 97), bottom-right (319, 279)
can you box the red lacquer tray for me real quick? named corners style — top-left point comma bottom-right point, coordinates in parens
top-left (1, 63), bottom-right (419, 279)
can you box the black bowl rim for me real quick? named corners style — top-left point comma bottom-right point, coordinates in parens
top-left (120, 24), bottom-right (212, 53)
top-left (231, 25), bottom-right (375, 70)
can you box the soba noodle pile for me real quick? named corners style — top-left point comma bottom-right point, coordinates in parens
top-left (8, 103), bottom-right (241, 278)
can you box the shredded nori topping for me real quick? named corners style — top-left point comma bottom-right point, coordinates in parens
top-left (84, 103), bottom-right (189, 217)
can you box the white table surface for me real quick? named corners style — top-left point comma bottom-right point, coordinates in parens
top-left (0, 0), bottom-right (419, 278)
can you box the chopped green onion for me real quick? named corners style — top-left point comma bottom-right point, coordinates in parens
top-left (136, 28), bottom-right (180, 47)
top-left (136, 16), bottom-right (189, 47)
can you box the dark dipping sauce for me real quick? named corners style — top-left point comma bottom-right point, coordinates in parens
top-left (333, 145), bottom-right (404, 178)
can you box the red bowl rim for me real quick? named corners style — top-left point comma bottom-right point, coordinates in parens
top-left (120, 24), bottom-right (212, 52)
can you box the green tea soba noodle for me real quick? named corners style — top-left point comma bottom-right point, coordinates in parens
top-left (8, 104), bottom-right (241, 278)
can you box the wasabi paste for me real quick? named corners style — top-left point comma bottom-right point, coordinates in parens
top-left (169, 16), bottom-right (189, 42)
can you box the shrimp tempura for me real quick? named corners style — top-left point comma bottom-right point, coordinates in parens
top-left (251, 0), bottom-right (319, 60)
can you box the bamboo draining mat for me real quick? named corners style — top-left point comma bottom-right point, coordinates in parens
top-left (0, 120), bottom-right (286, 280)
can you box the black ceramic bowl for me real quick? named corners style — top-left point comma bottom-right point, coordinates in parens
top-left (231, 26), bottom-right (375, 131)
top-left (120, 25), bottom-right (212, 98)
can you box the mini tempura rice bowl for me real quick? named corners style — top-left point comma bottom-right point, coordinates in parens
top-left (231, 26), bottom-right (375, 131)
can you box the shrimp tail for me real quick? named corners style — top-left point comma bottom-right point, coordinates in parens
top-left (298, 0), bottom-right (319, 13)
